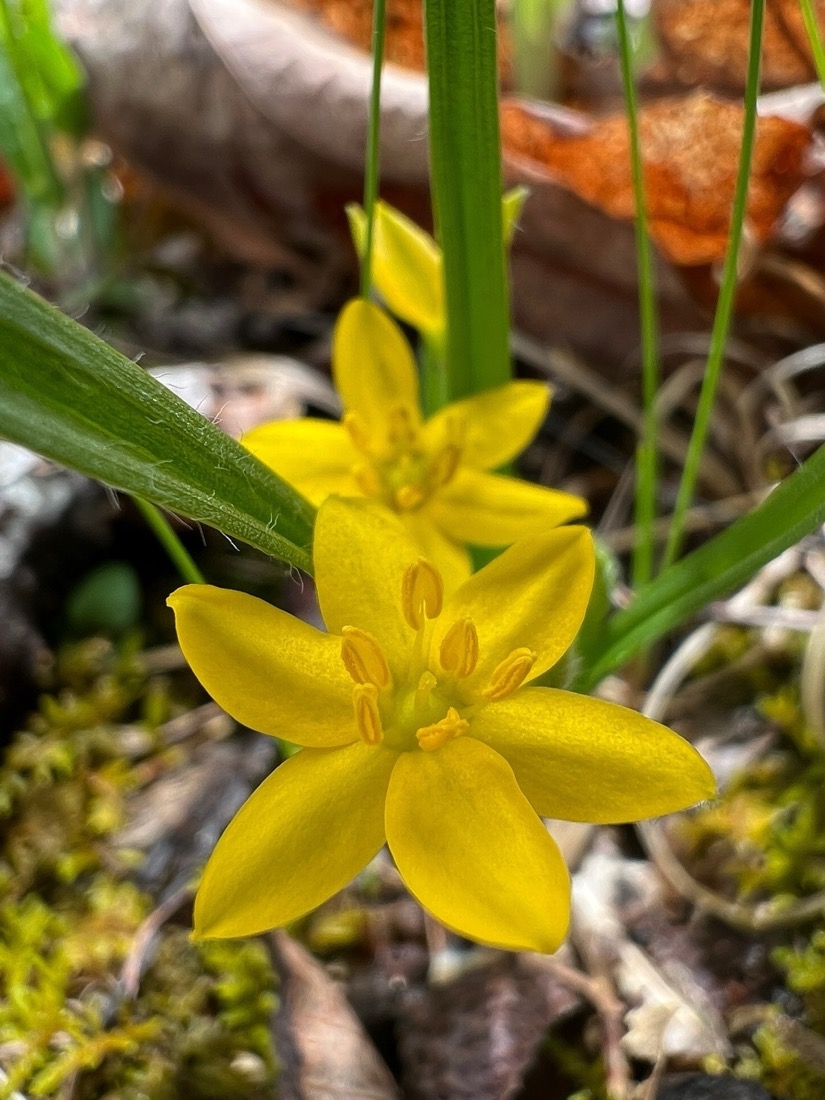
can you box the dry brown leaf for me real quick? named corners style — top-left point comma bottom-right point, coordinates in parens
top-left (501, 91), bottom-right (811, 266)
top-left (397, 954), bottom-right (579, 1100)
top-left (271, 931), bottom-right (400, 1100)
top-left (654, 0), bottom-right (825, 92)
top-left (285, 0), bottom-right (512, 80)
top-left (288, 0), bottom-right (427, 71)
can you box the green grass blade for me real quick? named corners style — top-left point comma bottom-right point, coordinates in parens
top-left (424, 0), bottom-right (511, 402)
top-left (615, 0), bottom-right (659, 588)
top-left (576, 443), bottom-right (825, 689)
top-left (799, 0), bottom-right (825, 88)
top-left (662, 0), bottom-right (765, 569)
top-left (0, 272), bottom-right (315, 572)
top-left (359, 0), bottom-right (387, 298)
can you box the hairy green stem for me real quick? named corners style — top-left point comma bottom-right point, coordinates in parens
top-left (133, 498), bottom-right (206, 586)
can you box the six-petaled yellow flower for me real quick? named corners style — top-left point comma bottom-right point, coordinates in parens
top-left (168, 497), bottom-right (714, 953)
top-left (242, 298), bottom-right (586, 583)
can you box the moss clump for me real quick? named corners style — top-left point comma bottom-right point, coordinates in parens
top-left (679, 678), bottom-right (825, 1100)
top-left (677, 684), bottom-right (825, 905)
top-left (729, 1019), bottom-right (825, 1100)
top-left (0, 637), bottom-right (277, 1099)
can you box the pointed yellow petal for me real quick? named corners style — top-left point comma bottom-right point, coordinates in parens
top-left (402, 508), bottom-right (472, 591)
top-left (168, 585), bottom-right (354, 747)
top-left (434, 469), bottom-right (587, 546)
top-left (333, 299), bottom-right (421, 445)
top-left (436, 526), bottom-right (594, 692)
top-left (424, 381), bottom-right (550, 471)
top-left (194, 742), bottom-right (395, 938)
top-left (314, 498), bottom-right (421, 670)
top-left (386, 737), bottom-right (570, 952)
top-left (347, 202), bottom-right (444, 337)
top-left (471, 689), bottom-right (717, 821)
top-left (242, 419), bottom-right (359, 506)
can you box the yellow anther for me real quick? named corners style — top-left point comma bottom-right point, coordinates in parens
top-left (415, 670), bottom-right (438, 711)
top-left (401, 558), bottom-right (444, 630)
top-left (387, 405), bottom-right (417, 448)
top-left (353, 462), bottom-right (381, 497)
top-left (416, 706), bottom-right (469, 753)
top-left (429, 443), bottom-right (461, 489)
top-left (352, 683), bottom-right (384, 745)
top-left (344, 412), bottom-right (372, 455)
top-left (341, 626), bottom-right (391, 689)
top-left (482, 647), bottom-right (537, 701)
top-left (395, 484), bottom-right (426, 511)
top-left (439, 618), bottom-right (479, 679)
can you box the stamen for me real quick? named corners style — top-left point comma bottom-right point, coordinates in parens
top-left (395, 484), bottom-right (426, 511)
top-left (439, 618), bottom-right (479, 678)
top-left (416, 706), bottom-right (469, 752)
top-left (344, 412), bottom-right (371, 455)
top-left (341, 626), bottom-right (391, 689)
top-left (415, 670), bottom-right (438, 710)
top-left (352, 683), bottom-right (384, 745)
top-left (401, 559), bottom-right (444, 630)
top-left (482, 647), bottom-right (537, 701)
top-left (387, 405), bottom-right (417, 448)
top-left (353, 463), bottom-right (381, 497)
top-left (428, 443), bottom-right (461, 489)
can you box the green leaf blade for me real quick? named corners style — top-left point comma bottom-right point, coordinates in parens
top-left (0, 272), bottom-right (315, 572)
top-left (577, 445), bottom-right (825, 688)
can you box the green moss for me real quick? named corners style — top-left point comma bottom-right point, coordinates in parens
top-left (679, 674), bottom-right (825, 1100)
top-left (0, 636), bottom-right (278, 1099)
top-left (728, 1020), bottom-right (825, 1100)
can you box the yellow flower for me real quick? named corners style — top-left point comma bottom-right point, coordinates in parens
top-left (168, 497), bottom-right (714, 953)
top-left (242, 298), bottom-right (586, 583)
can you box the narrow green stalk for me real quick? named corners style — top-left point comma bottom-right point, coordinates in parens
top-left (420, 331), bottom-right (449, 418)
top-left (359, 0), bottom-right (387, 299)
top-left (799, 0), bottom-right (825, 88)
top-left (662, 0), bottom-right (764, 569)
top-left (615, 0), bottom-right (659, 588)
top-left (133, 497), bottom-right (206, 586)
top-left (512, 0), bottom-right (561, 100)
top-left (424, 0), bottom-right (511, 402)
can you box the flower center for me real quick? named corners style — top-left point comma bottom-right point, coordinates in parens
top-left (344, 407), bottom-right (462, 513)
top-left (340, 559), bottom-right (538, 753)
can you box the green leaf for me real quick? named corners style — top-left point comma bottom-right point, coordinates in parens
top-left (0, 272), bottom-right (315, 572)
top-left (576, 444), bottom-right (825, 689)
top-left (424, 0), bottom-right (512, 402)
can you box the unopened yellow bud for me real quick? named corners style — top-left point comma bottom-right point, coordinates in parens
top-left (341, 626), bottom-right (391, 689)
top-left (401, 558), bottom-right (443, 630)
top-left (439, 618), bottom-right (479, 679)
top-left (482, 647), bottom-right (537, 701)
top-left (416, 706), bottom-right (469, 752)
top-left (352, 683), bottom-right (384, 745)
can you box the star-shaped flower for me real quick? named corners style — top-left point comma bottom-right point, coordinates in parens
top-left (241, 298), bottom-right (586, 583)
top-left (169, 497), bottom-right (714, 953)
